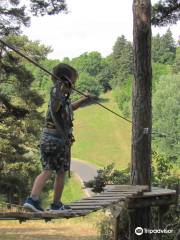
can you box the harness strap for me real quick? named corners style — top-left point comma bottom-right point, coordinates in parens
top-left (49, 85), bottom-right (73, 178)
top-left (49, 87), bottom-right (68, 143)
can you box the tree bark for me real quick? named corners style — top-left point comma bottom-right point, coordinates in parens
top-left (129, 1), bottom-right (152, 239)
top-left (131, 0), bottom-right (152, 189)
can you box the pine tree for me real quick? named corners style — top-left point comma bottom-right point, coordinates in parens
top-left (112, 35), bottom-right (133, 86)
top-left (152, 0), bottom-right (180, 26)
top-left (152, 29), bottom-right (176, 64)
top-left (0, 0), bottom-right (67, 203)
top-left (0, 34), bottom-right (53, 203)
top-left (0, 0), bottom-right (67, 36)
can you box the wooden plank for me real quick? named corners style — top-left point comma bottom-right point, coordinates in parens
top-left (70, 203), bottom-right (108, 207)
top-left (151, 187), bottom-right (175, 191)
top-left (82, 197), bottom-right (126, 201)
top-left (127, 195), bottom-right (177, 208)
top-left (105, 190), bottom-right (148, 197)
top-left (105, 185), bottom-right (149, 191)
top-left (81, 195), bottom-right (127, 199)
top-left (73, 199), bottom-right (120, 204)
top-left (103, 191), bottom-right (143, 197)
top-left (105, 184), bottom-right (148, 188)
top-left (97, 193), bottom-right (133, 196)
top-left (105, 191), bottom-right (141, 194)
top-left (124, 187), bottom-right (176, 199)
top-left (105, 188), bottom-right (176, 199)
top-left (70, 201), bottom-right (118, 207)
top-left (0, 209), bottom-right (93, 220)
top-left (70, 205), bottom-right (102, 210)
top-left (98, 194), bottom-right (133, 198)
top-left (142, 191), bottom-right (176, 197)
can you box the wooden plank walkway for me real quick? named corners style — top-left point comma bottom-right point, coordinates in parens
top-left (0, 185), bottom-right (176, 221)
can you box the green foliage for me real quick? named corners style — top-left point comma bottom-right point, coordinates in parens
top-left (152, 0), bottom-right (180, 26)
top-left (152, 74), bottom-right (180, 165)
top-left (151, 150), bottom-right (180, 240)
top-left (150, 205), bottom-right (180, 240)
top-left (173, 46), bottom-right (180, 73)
top-left (71, 52), bottom-right (104, 77)
top-left (71, 72), bottom-right (102, 101)
top-left (111, 35), bottom-right (133, 86)
top-left (30, 0), bottom-right (67, 16)
top-left (0, 1), bottom-right (30, 35)
top-left (96, 57), bottom-right (114, 92)
top-left (97, 208), bottom-right (129, 240)
top-left (70, 51), bottom-right (111, 94)
top-left (30, 58), bottom-right (60, 91)
top-left (97, 215), bottom-right (114, 240)
top-left (152, 29), bottom-right (176, 64)
top-left (152, 151), bottom-right (179, 188)
top-left (0, 0), bottom-right (67, 35)
top-left (0, 35), bottom-right (53, 203)
top-left (113, 77), bottom-right (132, 118)
top-left (84, 163), bottom-right (130, 193)
top-left (30, 52), bottom-right (105, 100)
top-left (93, 156), bottom-right (179, 240)
top-left (152, 62), bottom-right (172, 89)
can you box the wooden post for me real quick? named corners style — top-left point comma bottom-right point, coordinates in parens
top-left (114, 215), bottom-right (120, 240)
top-left (129, 0), bottom-right (152, 239)
top-left (158, 205), bottom-right (170, 240)
top-left (131, 0), bottom-right (152, 190)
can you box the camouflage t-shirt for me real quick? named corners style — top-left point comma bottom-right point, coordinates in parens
top-left (44, 86), bottom-right (74, 141)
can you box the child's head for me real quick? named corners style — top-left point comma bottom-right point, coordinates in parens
top-left (52, 63), bottom-right (78, 87)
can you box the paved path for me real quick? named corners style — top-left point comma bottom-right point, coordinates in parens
top-left (71, 159), bottom-right (98, 196)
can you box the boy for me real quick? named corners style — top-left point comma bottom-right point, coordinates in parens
top-left (24, 63), bottom-right (91, 212)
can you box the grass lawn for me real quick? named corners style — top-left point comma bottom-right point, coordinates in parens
top-left (0, 212), bottom-right (101, 240)
top-left (72, 91), bottom-right (131, 169)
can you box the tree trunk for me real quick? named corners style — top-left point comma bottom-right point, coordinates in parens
top-left (129, 1), bottom-right (152, 239)
top-left (131, 0), bottom-right (152, 189)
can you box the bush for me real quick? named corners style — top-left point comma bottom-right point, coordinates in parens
top-left (84, 163), bottom-right (130, 193)
top-left (71, 72), bottom-right (102, 101)
top-left (113, 77), bottom-right (132, 119)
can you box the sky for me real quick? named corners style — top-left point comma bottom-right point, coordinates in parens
top-left (23, 0), bottom-right (180, 60)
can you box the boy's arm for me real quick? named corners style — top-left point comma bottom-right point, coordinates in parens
top-left (72, 93), bottom-right (97, 111)
top-left (50, 85), bottom-right (63, 112)
top-left (71, 96), bottom-right (89, 111)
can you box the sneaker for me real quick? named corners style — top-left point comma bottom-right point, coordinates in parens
top-left (23, 197), bottom-right (44, 212)
top-left (48, 202), bottom-right (72, 212)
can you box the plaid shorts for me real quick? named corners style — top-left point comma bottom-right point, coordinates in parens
top-left (39, 132), bottom-right (70, 172)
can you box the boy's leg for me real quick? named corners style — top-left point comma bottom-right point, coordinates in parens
top-left (53, 170), bottom-right (66, 204)
top-left (31, 170), bottom-right (52, 199)
top-left (24, 170), bottom-right (52, 212)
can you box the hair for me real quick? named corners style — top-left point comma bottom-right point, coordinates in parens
top-left (52, 63), bottom-right (78, 83)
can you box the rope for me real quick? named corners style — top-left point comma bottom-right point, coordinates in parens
top-left (0, 39), bottom-right (179, 141)
top-left (0, 39), bottom-right (132, 124)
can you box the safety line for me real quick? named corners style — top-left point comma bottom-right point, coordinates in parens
top-left (1, 39), bottom-right (179, 142)
top-left (0, 38), bottom-right (132, 124)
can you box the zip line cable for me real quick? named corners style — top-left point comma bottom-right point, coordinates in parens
top-left (0, 39), bottom-right (179, 142)
top-left (0, 38), bottom-right (132, 124)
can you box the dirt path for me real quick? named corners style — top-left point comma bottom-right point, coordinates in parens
top-left (71, 159), bottom-right (98, 196)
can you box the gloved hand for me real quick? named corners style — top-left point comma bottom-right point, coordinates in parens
top-left (84, 91), bottom-right (97, 100)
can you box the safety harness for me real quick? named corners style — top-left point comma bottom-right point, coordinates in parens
top-left (48, 81), bottom-right (74, 177)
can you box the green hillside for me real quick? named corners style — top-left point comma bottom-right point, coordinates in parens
top-left (72, 91), bottom-right (131, 169)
